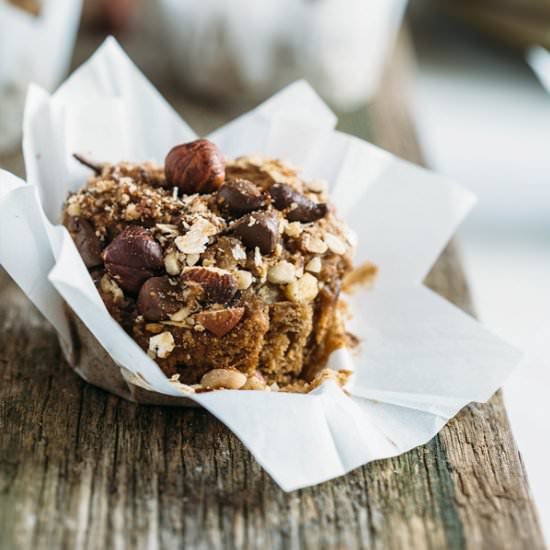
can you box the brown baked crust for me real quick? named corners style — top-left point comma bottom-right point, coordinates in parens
top-left (63, 152), bottom-right (354, 392)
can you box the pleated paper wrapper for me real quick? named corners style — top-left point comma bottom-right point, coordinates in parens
top-left (0, 38), bottom-right (522, 491)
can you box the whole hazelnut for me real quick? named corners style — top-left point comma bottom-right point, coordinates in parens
top-left (165, 139), bottom-right (225, 195)
top-left (103, 226), bottom-right (164, 294)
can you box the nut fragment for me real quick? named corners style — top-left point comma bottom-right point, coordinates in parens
top-left (268, 182), bottom-right (327, 222)
top-left (200, 368), bottom-right (247, 389)
top-left (137, 276), bottom-right (183, 321)
top-left (103, 226), bottom-right (163, 294)
top-left (66, 217), bottom-right (103, 268)
top-left (285, 273), bottom-right (319, 303)
top-left (242, 371), bottom-right (267, 390)
top-left (302, 233), bottom-right (328, 254)
top-left (233, 211), bottom-right (279, 255)
top-left (267, 260), bottom-right (296, 284)
top-left (234, 270), bottom-right (253, 290)
top-left (284, 221), bottom-right (303, 238)
top-left (165, 139), bottom-right (225, 194)
top-left (196, 307), bottom-right (245, 337)
top-left (324, 233), bottom-right (347, 255)
top-left (100, 274), bottom-right (124, 302)
top-left (181, 266), bottom-right (238, 304)
top-left (174, 217), bottom-right (217, 255)
top-left (218, 178), bottom-right (266, 215)
top-left (148, 331), bottom-right (175, 359)
top-left (164, 252), bottom-right (181, 275)
top-left (305, 256), bottom-right (322, 274)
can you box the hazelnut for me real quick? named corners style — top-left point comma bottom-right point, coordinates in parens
top-left (232, 212), bottom-right (279, 255)
top-left (218, 178), bottom-right (267, 215)
top-left (66, 217), bottom-right (103, 269)
top-left (196, 307), bottom-right (245, 337)
top-left (268, 182), bottom-right (327, 223)
top-left (181, 266), bottom-right (238, 305)
top-left (103, 226), bottom-right (163, 294)
top-left (165, 139), bottom-right (225, 195)
top-left (137, 276), bottom-right (184, 321)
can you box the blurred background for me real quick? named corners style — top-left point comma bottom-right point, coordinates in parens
top-left (0, 0), bottom-right (549, 540)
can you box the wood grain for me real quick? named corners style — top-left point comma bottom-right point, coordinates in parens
top-left (0, 28), bottom-right (544, 550)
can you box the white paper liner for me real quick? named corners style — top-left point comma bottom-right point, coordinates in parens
top-left (0, 38), bottom-right (522, 491)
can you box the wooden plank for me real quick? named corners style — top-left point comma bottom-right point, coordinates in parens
top-left (0, 27), bottom-right (544, 550)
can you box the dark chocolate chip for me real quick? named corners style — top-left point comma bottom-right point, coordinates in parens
top-left (232, 212), bottom-right (279, 255)
top-left (218, 178), bottom-right (266, 215)
top-left (103, 226), bottom-right (164, 294)
top-left (137, 276), bottom-right (183, 321)
top-left (67, 217), bottom-right (103, 268)
top-left (268, 182), bottom-right (328, 223)
top-left (181, 267), bottom-right (239, 305)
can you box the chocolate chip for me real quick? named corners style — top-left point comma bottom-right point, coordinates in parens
top-left (137, 276), bottom-right (183, 321)
top-left (268, 183), bottom-right (327, 223)
top-left (218, 179), bottom-right (266, 215)
top-left (181, 267), bottom-right (239, 305)
top-left (103, 226), bottom-right (163, 294)
top-left (67, 217), bottom-right (103, 268)
top-left (232, 212), bottom-right (279, 255)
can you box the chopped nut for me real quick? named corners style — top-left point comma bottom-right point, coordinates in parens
top-left (302, 234), bottom-right (328, 254)
top-left (66, 201), bottom-right (81, 217)
top-left (156, 223), bottom-right (179, 237)
top-left (285, 221), bottom-right (303, 238)
top-left (268, 260), bottom-right (296, 284)
top-left (231, 243), bottom-right (247, 261)
top-left (124, 203), bottom-right (140, 220)
top-left (234, 270), bottom-right (253, 290)
top-left (324, 233), bottom-right (347, 255)
top-left (164, 252), bottom-right (181, 275)
top-left (305, 256), bottom-right (322, 274)
top-left (148, 331), bottom-right (175, 359)
top-left (242, 371), bottom-right (267, 390)
top-left (185, 253), bottom-right (200, 266)
top-left (200, 368), bottom-right (247, 390)
top-left (285, 272), bottom-right (319, 303)
top-left (175, 217), bottom-right (217, 254)
top-left (100, 274), bottom-right (124, 302)
top-left (169, 306), bottom-right (192, 322)
top-left (254, 247), bottom-right (262, 267)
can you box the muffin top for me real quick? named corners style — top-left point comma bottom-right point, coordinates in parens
top-left (64, 141), bottom-right (353, 328)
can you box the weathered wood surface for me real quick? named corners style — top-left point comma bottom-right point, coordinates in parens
top-left (0, 28), bottom-right (545, 550)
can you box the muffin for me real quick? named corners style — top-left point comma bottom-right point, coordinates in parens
top-left (63, 139), bottom-right (354, 393)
